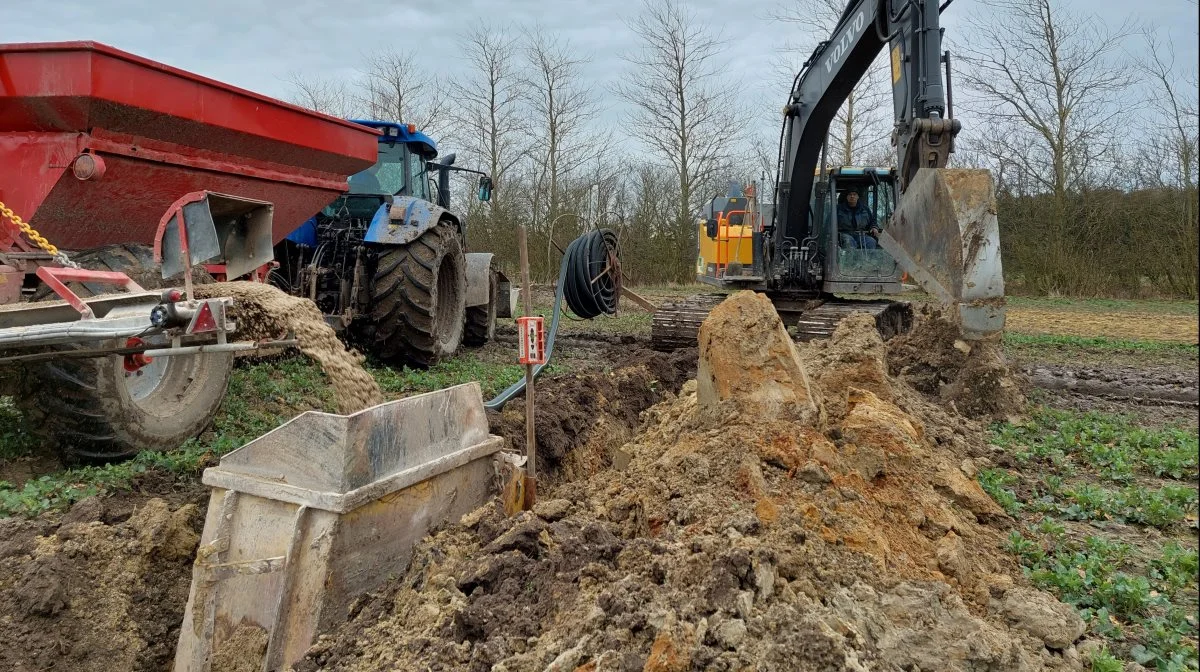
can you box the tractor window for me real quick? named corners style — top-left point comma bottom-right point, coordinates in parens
top-left (408, 150), bottom-right (430, 202)
top-left (348, 142), bottom-right (407, 195)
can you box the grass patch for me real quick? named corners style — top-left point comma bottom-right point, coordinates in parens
top-left (1005, 296), bottom-right (1199, 316)
top-left (522, 300), bottom-right (654, 336)
top-left (986, 406), bottom-right (1199, 669)
top-left (0, 351), bottom-right (533, 519)
top-left (368, 351), bottom-right (530, 398)
top-left (1002, 333), bottom-right (1199, 356)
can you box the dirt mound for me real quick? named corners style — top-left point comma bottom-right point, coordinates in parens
top-left (887, 305), bottom-right (1025, 419)
top-left (489, 346), bottom-right (696, 485)
top-left (299, 293), bottom-right (1085, 671)
top-left (0, 497), bottom-right (204, 672)
top-left (196, 282), bottom-right (383, 413)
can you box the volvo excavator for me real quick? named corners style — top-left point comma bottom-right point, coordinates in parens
top-left (651, 0), bottom-right (1005, 349)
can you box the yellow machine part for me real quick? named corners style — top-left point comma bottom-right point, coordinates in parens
top-left (697, 219), bottom-right (754, 278)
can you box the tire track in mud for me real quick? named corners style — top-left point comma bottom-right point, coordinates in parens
top-left (1019, 364), bottom-right (1198, 406)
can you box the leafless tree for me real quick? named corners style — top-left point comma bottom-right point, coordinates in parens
top-left (284, 72), bottom-right (358, 118)
top-left (615, 0), bottom-right (743, 270)
top-left (769, 0), bottom-right (892, 166)
top-left (451, 23), bottom-right (529, 230)
top-left (357, 49), bottom-right (450, 140)
top-left (522, 27), bottom-right (605, 277)
top-left (955, 0), bottom-right (1134, 202)
top-left (1133, 31), bottom-right (1199, 193)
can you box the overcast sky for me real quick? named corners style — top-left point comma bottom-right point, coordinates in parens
top-left (4, 0), bottom-right (1196, 151)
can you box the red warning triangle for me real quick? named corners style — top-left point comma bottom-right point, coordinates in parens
top-left (190, 302), bottom-right (217, 333)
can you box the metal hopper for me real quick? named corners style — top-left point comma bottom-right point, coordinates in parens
top-left (174, 382), bottom-right (505, 672)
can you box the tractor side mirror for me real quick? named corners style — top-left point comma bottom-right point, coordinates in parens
top-left (705, 218), bottom-right (718, 239)
top-left (477, 176), bottom-right (493, 202)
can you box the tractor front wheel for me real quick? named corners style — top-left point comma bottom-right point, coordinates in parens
top-left (369, 223), bottom-right (467, 367)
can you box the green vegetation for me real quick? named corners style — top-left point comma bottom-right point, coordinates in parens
top-left (368, 352), bottom-right (529, 398)
top-left (0, 351), bottom-right (527, 519)
top-left (1002, 333), bottom-right (1199, 356)
top-left (0, 396), bottom-right (37, 461)
top-left (1005, 296), bottom-right (1199, 316)
top-left (1007, 526), bottom-right (1198, 670)
top-left (985, 407), bottom-right (1200, 670)
top-left (992, 407), bottom-right (1199, 481)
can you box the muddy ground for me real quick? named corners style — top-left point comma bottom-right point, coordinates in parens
top-left (293, 296), bottom-right (1090, 671)
top-left (0, 338), bottom-right (698, 672)
top-left (0, 291), bottom-right (1194, 671)
top-left (0, 472), bottom-right (208, 672)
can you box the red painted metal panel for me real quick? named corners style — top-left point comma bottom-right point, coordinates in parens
top-left (0, 41), bottom-right (380, 250)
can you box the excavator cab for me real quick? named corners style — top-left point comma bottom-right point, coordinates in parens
top-left (819, 167), bottom-right (904, 295)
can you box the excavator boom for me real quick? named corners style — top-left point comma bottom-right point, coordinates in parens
top-left (651, 0), bottom-right (1006, 349)
top-left (772, 0), bottom-right (1005, 339)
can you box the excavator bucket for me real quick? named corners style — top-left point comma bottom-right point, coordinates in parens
top-left (878, 168), bottom-right (1005, 340)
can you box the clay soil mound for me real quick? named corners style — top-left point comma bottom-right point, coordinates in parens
top-left (489, 346), bottom-right (697, 485)
top-left (298, 292), bottom-right (1085, 672)
top-left (0, 495), bottom-right (205, 672)
top-left (887, 305), bottom-right (1025, 420)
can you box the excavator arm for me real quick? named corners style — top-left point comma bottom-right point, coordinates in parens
top-left (774, 0), bottom-right (1005, 339)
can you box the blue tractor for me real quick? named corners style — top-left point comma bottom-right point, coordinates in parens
top-left (273, 121), bottom-right (508, 366)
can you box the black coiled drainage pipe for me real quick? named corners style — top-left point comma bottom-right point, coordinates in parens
top-left (484, 229), bottom-right (620, 411)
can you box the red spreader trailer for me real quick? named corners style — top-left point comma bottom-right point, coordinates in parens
top-left (0, 41), bottom-right (379, 460)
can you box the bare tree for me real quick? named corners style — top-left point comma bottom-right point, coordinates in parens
top-left (615, 0), bottom-right (742, 270)
top-left (451, 23), bottom-right (529, 230)
top-left (1134, 31), bottom-right (1199, 193)
top-left (956, 0), bottom-right (1134, 201)
top-left (358, 49), bottom-right (450, 139)
top-left (284, 72), bottom-right (357, 118)
top-left (1131, 29), bottom-right (1199, 296)
top-left (769, 0), bottom-right (892, 166)
top-left (522, 27), bottom-right (605, 278)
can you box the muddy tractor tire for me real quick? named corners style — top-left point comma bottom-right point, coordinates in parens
top-left (20, 243), bottom-right (234, 462)
top-left (369, 222), bottom-right (467, 367)
top-left (464, 266), bottom-right (498, 347)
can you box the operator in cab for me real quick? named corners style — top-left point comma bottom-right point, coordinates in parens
top-left (837, 190), bottom-right (878, 249)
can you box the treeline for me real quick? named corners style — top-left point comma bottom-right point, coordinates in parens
top-left (999, 188), bottom-right (1198, 298)
top-left (286, 0), bottom-right (1198, 297)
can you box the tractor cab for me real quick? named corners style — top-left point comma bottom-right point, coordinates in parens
top-left (815, 167), bottom-right (904, 294)
top-left (286, 121), bottom-right (441, 246)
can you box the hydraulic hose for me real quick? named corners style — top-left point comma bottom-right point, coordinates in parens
top-left (484, 228), bottom-right (620, 411)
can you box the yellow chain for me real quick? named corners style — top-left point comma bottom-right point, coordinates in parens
top-left (0, 199), bottom-right (60, 257)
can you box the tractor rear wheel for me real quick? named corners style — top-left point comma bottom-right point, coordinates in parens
top-left (369, 223), bottom-right (467, 367)
top-left (20, 243), bottom-right (233, 462)
top-left (464, 266), bottom-right (498, 347)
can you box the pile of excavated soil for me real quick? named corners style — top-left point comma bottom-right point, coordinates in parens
top-left (887, 305), bottom-right (1025, 420)
top-left (489, 346), bottom-right (697, 485)
top-left (195, 282), bottom-right (383, 414)
top-left (298, 292), bottom-right (1086, 672)
top-left (0, 495), bottom-right (205, 672)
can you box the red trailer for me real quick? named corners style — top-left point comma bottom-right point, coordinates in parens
top-left (0, 41), bottom-right (378, 253)
top-left (0, 41), bottom-right (380, 460)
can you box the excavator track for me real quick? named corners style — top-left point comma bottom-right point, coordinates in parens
top-left (651, 294), bottom-right (914, 350)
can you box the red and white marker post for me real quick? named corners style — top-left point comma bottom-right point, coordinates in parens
top-left (516, 226), bottom-right (540, 509)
